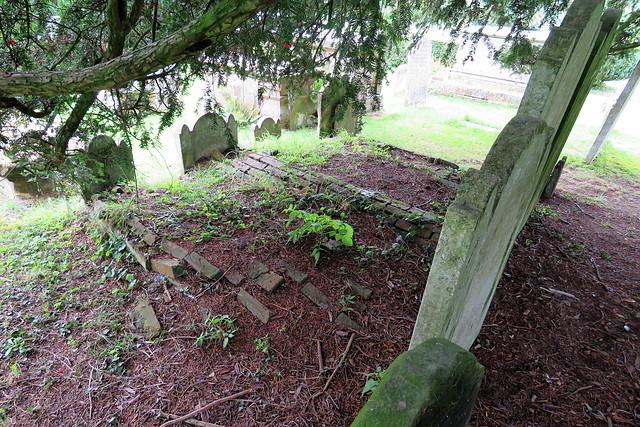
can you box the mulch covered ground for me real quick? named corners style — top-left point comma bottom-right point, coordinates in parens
top-left (0, 140), bottom-right (638, 426)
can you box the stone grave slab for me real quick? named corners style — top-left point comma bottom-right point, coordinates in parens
top-left (129, 300), bottom-right (161, 339)
top-left (336, 313), bottom-right (362, 331)
top-left (346, 280), bottom-right (372, 300)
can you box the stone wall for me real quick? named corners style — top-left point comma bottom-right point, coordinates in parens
top-left (410, 0), bottom-right (621, 350)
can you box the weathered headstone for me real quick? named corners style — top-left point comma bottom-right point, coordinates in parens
top-left (410, 0), bottom-right (621, 350)
top-left (317, 76), bottom-right (359, 137)
top-left (250, 116), bottom-right (281, 141)
top-left (180, 112), bottom-right (238, 170)
top-left (83, 135), bottom-right (134, 200)
top-left (405, 36), bottom-right (432, 106)
top-left (351, 338), bottom-right (484, 427)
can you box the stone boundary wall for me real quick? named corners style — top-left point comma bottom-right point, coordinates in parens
top-left (231, 152), bottom-right (443, 247)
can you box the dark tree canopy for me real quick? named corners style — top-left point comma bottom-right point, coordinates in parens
top-left (0, 0), bottom-right (637, 194)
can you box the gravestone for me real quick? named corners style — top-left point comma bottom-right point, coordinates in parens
top-left (405, 37), bottom-right (432, 106)
top-left (410, 0), bottom-right (621, 350)
top-left (317, 76), bottom-right (359, 137)
top-left (180, 112), bottom-right (238, 170)
top-left (288, 80), bottom-right (316, 130)
top-left (83, 135), bottom-right (134, 199)
top-left (250, 116), bottom-right (281, 141)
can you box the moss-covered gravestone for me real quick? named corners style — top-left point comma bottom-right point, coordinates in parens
top-left (82, 135), bottom-right (134, 200)
top-left (352, 338), bottom-right (484, 427)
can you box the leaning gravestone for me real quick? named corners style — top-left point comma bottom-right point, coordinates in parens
top-left (405, 36), bottom-right (432, 106)
top-left (180, 112), bottom-right (238, 170)
top-left (317, 76), bottom-right (359, 137)
top-left (250, 116), bottom-right (281, 141)
top-left (82, 135), bottom-right (134, 200)
top-left (410, 0), bottom-right (621, 351)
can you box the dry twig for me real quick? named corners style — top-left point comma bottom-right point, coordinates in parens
top-left (158, 388), bottom-right (256, 427)
top-left (311, 333), bottom-right (355, 399)
top-left (160, 411), bottom-right (223, 427)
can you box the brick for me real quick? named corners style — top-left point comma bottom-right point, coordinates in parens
top-left (247, 152), bottom-right (263, 161)
top-left (143, 231), bottom-right (159, 246)
top-left (225, 267), bottom-right (246, 286)
top-left (301, 284), bottom-right (331, 309)
top-left (346, 280), bottom-right (372, 300)
top-left (385, 204), bottom-right (406, 217)
top-left (257, 273), bottom-right (285, 293)
top-left (126, 239), bottom-right (150, 270)
top-left (151, 259), bottom-right (186, 278)
top-left (336, 313), bottom-right (362, 331)
top-left (281, 262), bottom-right (308, 284)
top-left (126, 218), bottom-right (147, 237)
top-left (244, 157), bottom-right (268, 170)
top-left (184, 252), bottom-right (222, 280)
top-left (261, 156), bottom-right (286, 168)
top-left (247, 260), bottom-right (269, 279)
top-left (391, 200), bottom-right (412, 211)
top-left (237, 289), bottom-right (273, 323)
top-left (160, 239), bottom-right (189, 260)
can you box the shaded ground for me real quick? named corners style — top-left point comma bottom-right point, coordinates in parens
top-left (0, 140), bottom-right (638, 426)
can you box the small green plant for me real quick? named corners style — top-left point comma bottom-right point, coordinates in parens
top-left (362, 366), bottom-right (386, 395)
top-left (285, 206), bottom-right (354, 265)
top-left (195, 314), bottom-right (237, 349)
top-left (1, 329), bottom-right (33, 359)
top-left (338, 286), bottom-right (355, 312)
top-left (600, 251), bottom-right (611, 259)
top-left (254, 334), bottom-right (271, 354)
top-left (530, 203), bottom-right (556, 221)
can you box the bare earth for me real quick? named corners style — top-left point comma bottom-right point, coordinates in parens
top-left (0, 140), bottom-right (638, 426)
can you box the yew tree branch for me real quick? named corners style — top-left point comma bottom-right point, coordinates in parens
top-left (0, 0), bottom-right (276, 98)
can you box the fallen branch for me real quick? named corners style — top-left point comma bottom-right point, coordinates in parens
top-left (159, 411), bottom-right (223, 427)
top-left (540, 287), bottom-right (577, 299)
top-left (312, 332), bottom-right (355, 399)
top-left (159, 388), bottom-right (256, 427)
top-left (591, 258), bottom-right (603, 281)
top-left (574, 202), bottom-right (595, 218)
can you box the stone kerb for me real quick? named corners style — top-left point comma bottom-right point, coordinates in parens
top-left (180, 112), bottom-right (238, 170)
top-left (250, 116), bottom-right (281, 142)
top-left (405, 36), bottom-right (432, 106)
top-left (409, 0), bottom-right (620, 351)
top-left (351, 337), bottom-right (484, 427)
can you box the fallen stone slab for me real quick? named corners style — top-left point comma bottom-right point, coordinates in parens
top-left (336, 313), bottom-right (362, 331)
top-left (129, 300), bottom-right (161, 339)
top-left (247, 260), bottom-right (269, 279)
top-left (301, 284), bottom-right (331, 309)
top-left (257, 272), bottom-right (285, 293)
top-left (345, 280), bottom-right (373, 300)
top-left (225, 267), bottom-right (246, 286)
top-left (160, 239), bottom-right (189, 260)
top-left (184, 252), bottom-right (222, 280)
top-left (351, 338), bottom-right (484, 427)
top-left (151, 259), bottom-right (186, 278)
top-left (143, 231), bottom-right (159, 246)
top-left (237, 289), bottom-right (273, 323)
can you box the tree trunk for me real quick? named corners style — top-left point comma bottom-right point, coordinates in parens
top-left (585, 58), bottom-right (640, 164)
top-left (53, 92), bottom-right (98, 160)
top-left (0, 0), bottom-right (276, 97)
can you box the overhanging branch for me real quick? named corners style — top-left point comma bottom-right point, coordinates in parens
top-left (0, 0), bottom-right (275, 98)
